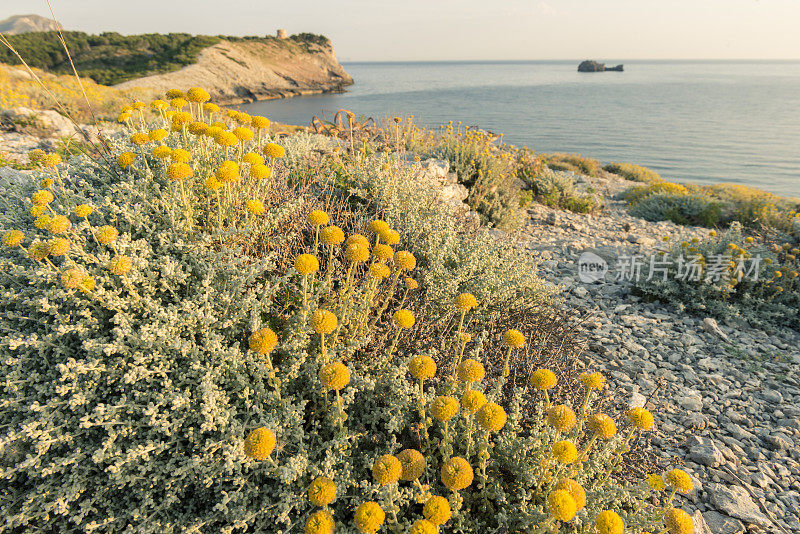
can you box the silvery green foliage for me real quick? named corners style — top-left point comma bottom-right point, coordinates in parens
top-left (1, 139), bottom-right (651, 533)
top-left (531, 169), bottom-right (602, 214)
top-left (628, 192), bottom-right (722, 227)
top-left (634, 223), bottom-right (799, 330)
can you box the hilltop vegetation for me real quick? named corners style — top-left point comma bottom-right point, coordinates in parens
top-left (0, 31), bottom-right (330, 85)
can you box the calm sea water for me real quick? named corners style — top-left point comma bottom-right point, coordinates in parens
top-left (241, 60), bottom-right (800, 197)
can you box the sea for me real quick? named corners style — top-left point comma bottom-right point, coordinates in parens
top-left (241, 60), bottom-right (800, 197)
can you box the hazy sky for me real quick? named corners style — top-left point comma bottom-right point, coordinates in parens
top-left (3, 0), bottom-right (800, 61)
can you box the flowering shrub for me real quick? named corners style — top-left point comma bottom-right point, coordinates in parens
top-left (529, 168), bottom-right (603, 214)
top-left (635, 223), bottom-right (800, 330)
top-left (1, 89), bottom-right (694, 533)
top-left (603, 162), bottom-right (663, 184)
top-left (543, 153), bottom-right (602, 177)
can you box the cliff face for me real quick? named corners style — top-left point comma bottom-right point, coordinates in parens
top-left (115, 38), bottom-right (353, 104)
top-left (0, 14), bottom-right (60, 35)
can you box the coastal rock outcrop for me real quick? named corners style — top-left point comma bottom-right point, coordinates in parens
top-left (578, 60), bottom-right (623, 72)
top-left (116, 38), bottom-right (353, 104)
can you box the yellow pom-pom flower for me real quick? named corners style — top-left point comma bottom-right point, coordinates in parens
top-left (40, 178), bottom-right (54, 188)
top-left (368, 263), bottom-right (391, 279)
top-left (153, 145), bottom-right (171, 159)
top-left (589, 413), bottom-right (617, 439)
top-left (423, 495), bottom-right (452, 525)
top-left (595, 510), bottom-right (624, 534)
top-left (547, 489), bottom-right (577, 521)
top-left (165, 89), bottom-right (184, 99)
top-left (252, 116), bottom-right (271, 129)
top-left (216, 161), bottom-right (240, 183)
top-left (628, 407), bottom-right (654, 431)
top-left (319, 362), bottom-right (350, 391)
top-left (31, 190), bottom-right (54, 206)
top-left (546, 405), bottom-right (577, 432)
top-left (149, 128), bottom-right (168, 142)
top-left (311, 309), bottom-right (338, 334)
top-left (248, 328), bottom-right (278, 355)
top-left (31, 205), bottom-right (44, 216)
top-left (647, 474), bottom-right (665, 491)
top-left (304, 510), bottom-right (334, 534)
top-left (476, 402), bottom-right (507, 432)
top-left (555, 478), bottom-right (586, 510)
top-left (295, 253), bottom-right (319, 275)
top-left (262, 142), bottom-right (286, 158)
top-left (308, 210), bottom-right (329, 226)
top-left (373, 243), bottom-right (394, 262)
top-left (372, 455), bottom-right (401, 485)
top-left (233, 127), bottom-right (254, 142)
top-left (346, 243), bottom-right (370, 263)
top-left (394, 250), bottom-right (416, 271)
top-left (321, 226), bottom-right (345, 245)
top-left (130, 132), bottom-right (150, 146)
top-left (502, 329), bottom-right (525, 348)
top-left (530, 369), bottom-right (557, 390)
top-left (215, 130), bottom-right (239, 147)
top-left (430, 396), bottom-right (460, 422)
top-left (552, 440), bottom-right (578, 464)
top-left (117, 152), bottom-right (135, 167)
top-left (666, 469), bottom-right (693, 494)
top-left (186, 87), bottom-right (210, 103)
top-left (580, 371), bottom-right (606, 390)
top-left (61, 268), bottom-right (85, 289)
top-left (246, 199), bottom-right (265, 215)
top-left (408, 355), bottom-right (436, 380)
top-left (167, 163), bottom-right (193, 181)
top-left (48, 216), bottom-right (71, 234)
top-left (397, 449), bottom-right (425, 481)
top-left (393, 309), bottom-right (415, 329)
top-left (346, 234), bottom-right (370, 248)
top-left (250, 163), bottom-right (272, 179)
top-left (244, 427), bottom-right (276, 460)
top-left (170, 97), bottom-right (187, 109)
top-left (461, 390), bottom-right (487, 415)
top-left (405, 277), bottom-right (418, 290)
top-left (354, 502), bottom-right (384, 534)
top-left (74, 204), bottom-right (92, 218)
top-left (379, 228), bottom-right (400, 245)
top-left (308, 476), bottom-right (336, 507)
top-left (455, 292), bottom-right (478, 311)
top-left (170, 148), bottom-right (191, 163)
top-left (369, 219), bottom-right (389, 234)
top-left (409, 519), bottom-right (437, 534)
top-left (48, 237), bottom-right (70, 256)
top-left (664, 508), bottom-right (694, 534)
top-left (108, 255), bottom-right (132, 275)
top-left (96, 226), bottom-right (119, 244)
top-left (440, 457), bottom-right (473, 490)
top-left (2, 230), bottom-right (24, 247)
top-left (28, 242), bottom-right (50, 261)
top-left (204, 176), bottom-right (223, 191)
top-left (242, 152), bottom-right (264, 166)
top-left (34, 215), bottom-right (51, 230)
top-left (43, 153), bottom-right (62, 167)
top-left (456, 359), bottom-right (485, 383)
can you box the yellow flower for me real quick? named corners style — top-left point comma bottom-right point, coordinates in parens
top-left (311, 309), bottom-right (337, 334)
top-left (394, 250), bottom-right (416, 271)
top-left (546, 405), bottom-right (577, 432)
top-left (34, 215), bottom-right (52, 230)
top-left (319, 362), bottom-right (350, 391)
top-left (28, 149), bottom-right (46, 163)
top-left (423, 495), bottom-right (452, 525)
top-left (589, 413), bottom-right (617, 439)
top-left (117, 152), bottom-right (135, 167)
top-left (43, 153), bottom-right (62, 167)
top-left (2, 230), bottom-right (24, 247)
top-left (48, 237), bottom-right (70, 256)
top-left (368, 263), bottom-right (391, 280)
top-left (408, 355), bottom-right (436, 380)
top-left (170, 148), bottom-right (191, 163)
top-left (246, 199), bottom-right (265, 215)
top-left (461, 390), bottom-right (487, 415)
top-left (393, 309), bottom-right (415, 329)
top-left (547, 489), bottom-right (577, 521)
top-left (304, 510), bottom-right (334, 534)
top-left (262, 142), bottom-right (286, 158)
top-left (372, 455), bottom-right (401, 485)
top-left (456, 359), bottom-right (485, 383)
top-left (148, 128), bottom-right (168, 142)
top-left (379, 228), bottom-right (401, 245)
top-left (250, 163), bottom-right (272, 180)
top-left (248, 328), bottom-right (278, 354)
top-left (170, 97), bottom-right (187, 109)
top-left (397, 448), bottom-right (425, 481)
top-left (252, 116), bottom-right (271, 129)
top-left (216, 161), bottom-right (240, 183)
top-left (165, 89), bottom-right (184, 99)
top-left (346, 243), bottom-right (370, 263)
top-left (308, 210), bottom-right (329, 226)
top-left (628, 407), bottom-right (654, 431)
top-left (346, 234), bottom-right (370, 248)
top-left (204, 176), bottom-right (223, 191)
top-left (373, 243), bottom-right (394, 262)
top-left (308, 476), bottom-right (336, 506)
top-left (31, 205), bottom-right (45, 216)
top-left (579, 371), bottom-right (606, 390)
top-left (244, 427), bottom-right (276, 460)
top-left (242, 152), bottom-right (264, 166)
top-left (647, 474), bottom-right (665, 491)
top-left (664, 508), bottom-right (694, 534)
top-left (131, 101), bottom-right (146, 110)
top-left (215, 130), bottom-right (239, 147)
top-left (555, 479), bottom-right (586, 510)
top-left (81, 276), bottom-right (96, 291)
top-left (61, 268), bottom-right (85, 289)
top-left (96, 226), bottom-right (119, 245)
top-left (455, 292), bottom-right (478, 311)
top-left (295, 253), bottom-right (319, 275)
top-left (440, 457), bottom-right (473, 490)
top-left (129, 132), bottom-right (150, 146)
top-left (530, 369), bottom-right (557, 390)
top-left (150, 99), bottom-right (169, 110)
top-left (369, 219), bottom-right (389, 234)
top-left (476, 402), bottom-right (507, 432)
top-left (186, 87), bottom-right (210, 103)
top-left (167, 163), bottom-right (193, 181)
top-left (108, 255), bottom-right (132, 275)
top-left (48, 216), bottom-right (71, 234)
top-left (321, 226), bottom-right (345, 245)
top-left (405, 277), bottom-right (418, 290)
top-left (40, 178), bottom-right (54, 188)
top-left (74, 204), bottom-right (92, 218)
top-left (153, 145), bottom-right (171, 159)
top-left (431, 396), bottom-right (460, 422)
top-left (233, 127), bottom-right (254, 142)
top-left (502, 329), bottom-right (525, 348)
top-left (666, 469), bottom-right (693, 494)
top-left (31, 190), bottom-right (54, 206)
top-left (28, 242), bottom-right (49, 261)
top-left (552, 440), bottom-right (578, 464)
top-left (354, 502), bottom-right (384, 534)
top-left (235, 112), bottom-right (252, 125)
top-left (409, 519), bottom-right (437, 534)
top-left (595, 510), bottom-right (624, 534)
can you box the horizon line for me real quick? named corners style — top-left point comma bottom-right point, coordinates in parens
top-left (341, 58), bottom-right (800, 63)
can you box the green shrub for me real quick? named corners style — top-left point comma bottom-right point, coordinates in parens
top-left (543, 153), bottom-right (601, 177)
top-left (620, 182), bottom-right (688, 206)
top-left (629, 192), bottom-right (722, 227)
top-left (530, 169), bottom-right (602, 214)
top-left (603, 162), bottom-right (663, 184)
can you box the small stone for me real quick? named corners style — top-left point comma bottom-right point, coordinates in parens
top-left (702, 510), bottom-right (746, 534)
top-left (707, 483), bottom-right (774, 529)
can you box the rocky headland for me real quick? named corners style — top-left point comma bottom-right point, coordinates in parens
top-left (578, 60), bottom-right (624, 72)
